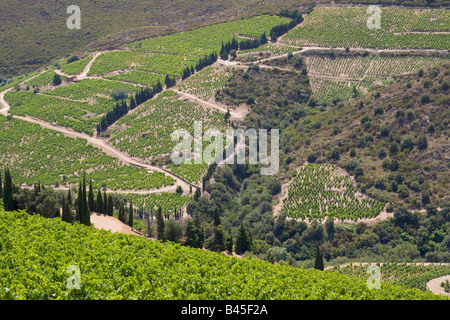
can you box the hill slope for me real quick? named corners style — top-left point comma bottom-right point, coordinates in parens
top-left (0, 209), bottom-right (444, 300)
top-left (278, 62), bottom-right (449, 211)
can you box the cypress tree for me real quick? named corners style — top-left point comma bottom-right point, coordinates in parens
top-left (212, 225), bottom-right (226, 252)
top-left (96, 189), bottom-right (103, 214)
top-left (185, 219), bottom-right (200, 248)
top-left (130, 96), bottom-right (137, 110)
top-left (88, 180), bottom-right (95, 212)
top-left (213, 207), bottom-right (221, 227)
top-left (3, 168), bottom-right (14, 211)
top-left (128, 200), bottom-right (133, 228)
top-left (62, 195), bottom-right (74, 223)
top-left (0, 170), bottom-right (2, 197)
top-left (77, 183), bottom-right (83, 223)
top-left (156, 206), bottom-right (165, 241)
top-left (107, 195), bottom-right (113, 216)
top-left (314, 246), bottom-right (324, 271)
top-left (235, 222), bottom-right (251, 255)
top-left (103, 191), bottom-right (107, 215)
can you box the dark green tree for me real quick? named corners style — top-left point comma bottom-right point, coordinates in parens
top-left (128, 200), bottom-right (133, 228)
top-left (3, 168), bottom-right (14, 211)
top-left (156, 206), bottom-right (165, 241)
top-left (185, 219), bottom-right (200, 248)
top-left (88, 180), bottom-right (95, 212)
top-left (61, 195), bottom-right (74, 223)
top-left (314, 246), bottom-right (324, 271)
top-left (213, 207), bottom-right (221, 227)
top-left (103, 191), bottom-right (107, 214)
top-left (96, 189), bottom-right (103, 214)
top-left (0, 170), bottom-right (2, 197)
top-left (52, 74), bottom-right (62, 86)
top-left (235, 222), bottom-right (251, 255)
top-left (107, 195), bottom-right (113, 216)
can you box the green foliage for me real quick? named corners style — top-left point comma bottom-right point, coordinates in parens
top-left (282, 7), bottom-right (450, 50)
top-left (0, 116), bottom-right (175, 190)
top-left (282, 164), bottom-right (385, 221)
top-left (0, 209), bottom-right (443, 299)
top-left (330, 263), bottom-right (450, 292)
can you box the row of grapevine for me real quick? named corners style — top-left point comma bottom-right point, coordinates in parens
top-left (0, 209), bottom-right (442, 300)
top-left (125, 15), bottom-right (291, 57)
top-left (176, 66), bottom-right (233, 102)
top-left (0, 116), bottom-right (175, 190)
top-left (329, 263), bottom-right (450, 292)
top-left (281, 7), bottom-right (450, 50)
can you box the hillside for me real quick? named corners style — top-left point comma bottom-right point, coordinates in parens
top-left (1, 0), bottom-right (448, 78)
top-left (276, 62), bottom-right (449, 212)
top-left (0, 208), bottom-right (443, 300)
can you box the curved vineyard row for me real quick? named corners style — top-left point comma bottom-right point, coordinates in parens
top-left (0, 116), bottom-right (175, 190)
top-left (176, 66), bottom-right (233, 102)
top-left (125, 15), bottom-right (291, 56)
top-left (328, 263), bottom-right (450, 292)
top-left (281, 7), bottom-right (450, 50)
top-left (0, 209), bottom-right (443, 300)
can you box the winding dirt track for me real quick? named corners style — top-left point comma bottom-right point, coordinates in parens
top-left (0, 57), bottom-right (198, 194)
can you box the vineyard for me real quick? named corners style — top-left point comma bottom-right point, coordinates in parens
top-left (125, 15), bottom-right (290, 56)
top-left (304, 54), bottom-right (449, 105)
top-left (88, 51), bottom-right (199, 77)
top-left (0, 116), bottom-right (175, 190)
top-left (308, 78), bottom-right (363, 106)
top-left (281, 164), bottom-right (385, 221)
top-left (43, 78), bottom-right (140, 101)
top-left (24, 70), bottom-right (65, 88)
top-left (281, 7), bottom-right (450, 50)
top-left (60, 56), bottom-right (93, 75)
top-left (124, 193), bottom-right (191, 218)
top-left (0, 209), bottom-right (443, 300)
top-left (305, 55), bottom-right (449, 79)
top-left (176, 66), bottom-right (233, 102)
top-left (6, 91), bottom-right (117, 135)
top-left (328, 263), bottom-right (450, 292)
top-left (108, 90), bottom-right (228, 182)
top-left (106, 71), bottom-right (166, 86)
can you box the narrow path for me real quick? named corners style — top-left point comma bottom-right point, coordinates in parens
top-left (426, 275), bottom-right (450, 297)
top-left (13, 114), bottom-right (197, 192)
top-left (0, 61), bottom-right (198, 194)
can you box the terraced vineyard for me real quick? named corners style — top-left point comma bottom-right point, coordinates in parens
top-left (60, 56), bottom-right (93, 75)
top-left (108, 90), bottom-right (228, 183)
top-left (124, 193), bottom-right (191, 217)
top-left (306, 55), bottom-right (449, 79)
top-left (281, 6), bottom-right (450, 50)
top-left (43, 78), bottom-right (140, 100)
top-left (0, 116), bottom-right (175, 190)
top-left (281, 163), bottom-right (385, 221)
top-left (24, 70), bottom-right (65, 88)
top-left (106, 71), bottom-right (166, 86)
top-left (89, 51), bottom-right (199, 77)
top-left (176, 66), bottom-right (233, 101)
top-left (0, 209), bottom-right (443, 300)
top-left (6, 91), bottom-right (116, 135)
top-left (304, 54), bottom-right (449, 105)
top-left (328, 263), bottom-right (450, 292)
top-left (125, 15), bottom-right (290, 56)
top-left (309, 78), bottom-right (362, 106)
